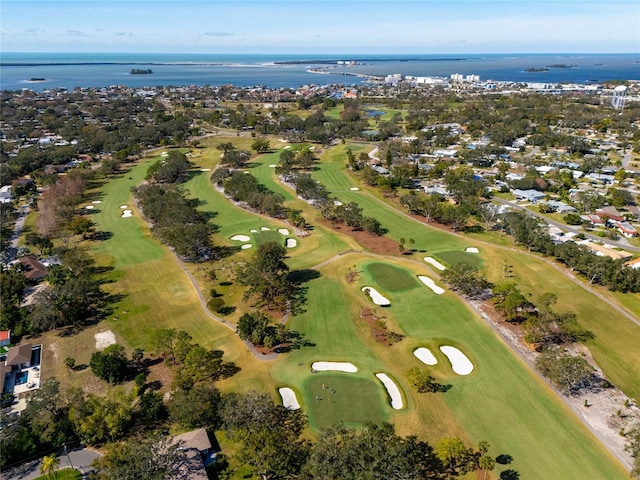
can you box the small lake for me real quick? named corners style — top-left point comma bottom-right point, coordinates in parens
top-left (366, 110), bottom-right (385, 117)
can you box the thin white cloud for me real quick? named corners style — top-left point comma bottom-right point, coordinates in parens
top-left (65, 30), bottom-right (91, 37)
top-left (203, 31), bottom-right (234, 37)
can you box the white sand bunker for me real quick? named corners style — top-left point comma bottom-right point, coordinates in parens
top-left (278, 387), bottom-right (301, 410)
top-left (121, 210), bottom-right (132, 218)
top-left (418, 276), bottom-right (445, 295)
top-left (376, 373), bottom-right (403, 410)
top-left (120, 205), bottom-right (128, 209)
top-left (333, 200), bottom-right (343, 206)
top-left (269, 164), bottom-right (277, 168)
top-left (85, 205), bottom-right (94, 210)
top-left (286, 238), bottom-right (297, 248)
top-left (424, 257), bottom-right (446, 271)
top-left (200, 168), bottom-right (211, 171)
top-left (440, 346), bottom-right (474, 375)
top-left (350, 187), bottom-right (360, 191)
top-left (261, 226), bottom-right (271, 231)
top-left (466, 247), bottom-right (479, 253)
top-left (362, 287), bottom-right (390, 306)
top-left (95, 330), bottom-right (116, 350)
top-left (278, 228), bottom-right (290, 235)
top-left (91, 200), bottom-right (102, 204)
top-left (312, 361), bottom-right (358, 373)
top-left (250, 229), bottom-right (258, 233)
top-left (231, 234), bottom-right (251, 242)
top-left (241, 244), bottom-right (252, 249)
top-left (414, 347), bottom-right (438, 365)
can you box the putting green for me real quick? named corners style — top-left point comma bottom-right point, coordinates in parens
top-left (253, 229), bottom-right (284, 247)
top-left (365, 262), bottom-right (420, 292)
top-left (304, 374), bottom-right (387, 429)
top-left (437, 250), bottom-right (483, 269)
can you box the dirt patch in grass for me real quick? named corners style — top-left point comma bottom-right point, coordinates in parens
top-left (359, 307), bottom-right (389, 344)
top-left (145, 358), bottom-right (174, 393)
top-left (319, 220), bottom-right (400, 255)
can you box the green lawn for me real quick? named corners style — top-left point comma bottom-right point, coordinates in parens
top-left (34, 468), bottom-right (81, 480)
top-left (437, 250), bottom-right (483, 269)
top-left (365, 262), bottom-right (420, 292)
top-left (75, 140), bottom-right (630, 479)
top-left (304, 374), bottom-right (388, 429)
top-left (355, 259), bottom-right (627, 479)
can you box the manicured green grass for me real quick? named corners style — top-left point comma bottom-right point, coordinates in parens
top-left (304, 374), bottom-right (387, 429)
top-left (34, 468), bottom-right (81, 480)
top-left (355, 259), bottom-right (627, 479)
top-left (313, 144), bottom-right (469, 254)
top-left (90, 162), bottom-right (165, 269)
top-left (253, 229), bottom-right (285, 247)
top-left (365, 262), bottom-right (420, 292)
top-left (437, 250), bottom-right (483, 269)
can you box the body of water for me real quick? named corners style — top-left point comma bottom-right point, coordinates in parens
top-left (1, 52), bottom-right (639, 91)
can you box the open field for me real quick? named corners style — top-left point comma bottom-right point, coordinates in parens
top-left (314, 143), bottom-right (640, 402)
top-left (34, 137), bottom-right (632, 479)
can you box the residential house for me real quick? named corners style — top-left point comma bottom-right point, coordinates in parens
top-left (0, 185), bottom-right (12, 204)
top-left (5, 344), bottom-right (33, 370)
top-left (171, 428), bottom-right (216, 479)
top-left (545, 200), bottom-right (576, 213)
top-left (0, 331), bottom-right (11, 348)
top-left (613, 221), bottom-right (639, 237)
top-left (512, 189), bottom-right (546, 203)
top-left (586, 242), bottom-right (632, 261)
top-left (17, 255), bottom-right (48, 282)
top-left (625, 257), bottom-right (640, 269)
top-left (596, 206), bottom-right (625, 222)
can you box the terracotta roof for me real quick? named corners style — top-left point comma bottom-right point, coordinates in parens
top-left (0, 331), bottom-right (10, 342)
top-left (6, 343), bottom-right (32, 367)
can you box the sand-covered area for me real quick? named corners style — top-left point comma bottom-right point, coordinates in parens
top-left (121, 210), bottom-right (132, 218)
top-left (418, 276), bottom-right (445, 295)
top-left (286, 238), bottom-right (297, 248)
top-left (350, 187), bottom-right (359, 191)
top-left (279, 387), bottom-right (301, 410)
top-left (278, 228), bottom-right (290, 235)
top-left (231, 234), bottom-right (251, 242)
top-left (375, 373), bottom-right (403, 409)
top-left (95, 330), bottom-right (116, 350)
top-left (466, 247), bottom-right (479, 253)
top-left (413, 347), bottom-right (438, 365)
top-left (440, 346), bottom-right (474, 375)
top-left (362, 287), bottom-right (390, 306)
top-left (241, 244), bottom-right (252, 249)
top-left (424, 257), bottom-right (446, 271)
top-left (311, 361), bottom-right (358, 373)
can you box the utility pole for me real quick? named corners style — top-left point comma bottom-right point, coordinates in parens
top-left (63, 443), bottom-right (74, 470)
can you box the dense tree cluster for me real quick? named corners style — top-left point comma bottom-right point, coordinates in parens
top-left (222, 170), bottom-right (286, 218)
top-left (237, 242), bottom-right (291, 310)
top-left (441, 262), bottom-right (492, 299)
top-left (502, 212), bottom-right (640, 292)
top-left (237, 311), bottom-right (290, 349)
top-left (134, 184), bottom-right (214, 262)
top-left (535, 348), bottom-right (600, 395)
top-left (145, 150), bottom-right (192, 184)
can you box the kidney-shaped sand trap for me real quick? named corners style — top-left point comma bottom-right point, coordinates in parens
top-left (424, 257), bottom-right (446, 271)
top-left (362, 287), bottom-right (390, 306)
top-left (278, 228), bottom-right (290, 235)
top-left (413, 347), bottom-right (438, 365)
top-left (311, 361), bottom-right (358, 373)
top-left (375, 373), bottom-right (404, 410)
top-left (231, 234), bottom-right (251, 242)
top-left (278, 387), bottom-right (301, 410)
top-left (241, 244), bottom-right (252, 249)
top-left (439, 346), bottom-right (474, 375)
top-left (417, 276), bottom-right (445, 295)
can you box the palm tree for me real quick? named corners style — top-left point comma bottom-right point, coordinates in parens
top-left (40, 455), bottom-right (60, 480)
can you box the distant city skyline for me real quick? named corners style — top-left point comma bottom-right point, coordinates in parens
top-left (2, 0), bottom-right (639, 54)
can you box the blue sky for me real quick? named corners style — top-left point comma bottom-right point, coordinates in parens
top-left (2, 0), bottom-right (639, 53)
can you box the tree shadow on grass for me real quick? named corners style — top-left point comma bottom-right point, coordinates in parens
top-left (500, 469), bottom-right (519, 480)
top-left (496, 454), bottom-right (513, 465)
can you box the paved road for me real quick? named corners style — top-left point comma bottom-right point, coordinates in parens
top-left (9, 205), bottom-right (30, 249)
top-left (2, 447), bottom-right (101, 480)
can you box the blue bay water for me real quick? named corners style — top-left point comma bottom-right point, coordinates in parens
top-left (1, 52), bottom-right (639, 91)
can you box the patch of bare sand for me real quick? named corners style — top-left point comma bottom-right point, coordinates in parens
top-left (95, 330), bottom-right (116, 350)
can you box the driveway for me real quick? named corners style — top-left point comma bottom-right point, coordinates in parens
top-left (2, 447), bottom-right (101, 480)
